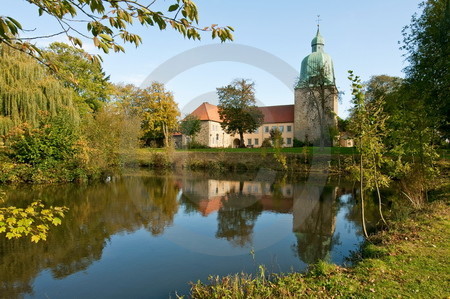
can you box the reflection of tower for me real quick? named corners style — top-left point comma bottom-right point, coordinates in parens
top-left (292, 183), bottom-right (337, 263)
top-left (294, 27), bottom-right (338, 144)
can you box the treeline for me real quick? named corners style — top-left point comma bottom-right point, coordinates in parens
top-left (0, 42), bottom-right (179, 183)
top-left (344, 0), bottom-right (449, 217)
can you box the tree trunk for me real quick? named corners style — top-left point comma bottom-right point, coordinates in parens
top-left (360, 154), bottom-right (369, 239)
top-left (162, 122), bottom-right (169, 147)
top-left (373, 154), bottom-right (387, 226)
top-left (239, 131), bottom-right (245, 148)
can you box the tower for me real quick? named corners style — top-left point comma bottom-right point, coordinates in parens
top-left (294, 28), bottom-right (338, 146)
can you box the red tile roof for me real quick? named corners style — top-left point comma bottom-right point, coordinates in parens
top-left (190, 102), bottom-right (294, 124)
top-left (190, 102), bottom-right (222, 122)
top-left (258, 105), bottom-right (294, 123)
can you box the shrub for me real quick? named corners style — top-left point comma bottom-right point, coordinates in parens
top-left (269, 128), bottom-right (284, 147)
top-left (261, 138), bottom-right (272, 148)
top-left (6, 114), bottom-right (78, 166)
top-left (293, 138), bottom-right (312, 147)
top-left (188, 141), bottom-right (210, 149)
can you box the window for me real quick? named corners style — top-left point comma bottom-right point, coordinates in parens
top-left (254, 138), bottom-right (259, 146)
top-left (248, 139), bottom-right (252, 145)
top-left (287, 125), bottom-right (292, 132)
top-left (279, 126), bottom-right (284, 132)
top-left (272, 126), bottom-right (277, 131)
top-left (287, 138), bottom-right (292, 145)
top-left (264, 126), bottom-right (269, 133)
top-left (216, 134), bottom-right (219, 140)
top-left (254, 128), bottom-right (259, 133)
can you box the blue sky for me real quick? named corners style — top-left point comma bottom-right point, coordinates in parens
top-left (5, 0), bottom-right (422, 118)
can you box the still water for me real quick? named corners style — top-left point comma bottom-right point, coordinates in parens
top-left (1, 170), bottom-right (372, 298)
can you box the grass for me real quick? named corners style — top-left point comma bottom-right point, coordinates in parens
top-left (189, 199), bottom-right (450, 298)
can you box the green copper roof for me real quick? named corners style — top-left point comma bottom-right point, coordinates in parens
top-left (298, 28), bottom-right (335, 87)
top-left (311, 29), bottom-right (325, 48)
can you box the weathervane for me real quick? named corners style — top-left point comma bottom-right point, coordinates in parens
top-left (316, 15), bottom-right (322, 29)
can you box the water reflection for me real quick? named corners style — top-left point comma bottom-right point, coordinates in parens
top-left (0, 171), bottom-right (375, 298)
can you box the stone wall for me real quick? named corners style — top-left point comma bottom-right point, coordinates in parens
top-left (294, 86), bottom-right (338, 144)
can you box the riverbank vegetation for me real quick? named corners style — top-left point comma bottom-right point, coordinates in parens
top-left (189, 191), bottom-right (450, 298)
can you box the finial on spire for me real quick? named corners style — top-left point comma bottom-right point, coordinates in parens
top-left (316, 15), bottom-right (322, 29)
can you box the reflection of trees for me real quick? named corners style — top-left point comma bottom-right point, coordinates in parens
top-left (344, 188), bottom-right (380, 232)
top-left (215, 191), bottom-right (263, 248)
top-left (0, 175), bottom-right (180, 297)
top-left (292, 185), bottom-right (338, 264)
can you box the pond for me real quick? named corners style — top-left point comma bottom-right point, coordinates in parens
top-left (0, 169), bottom-right (377, 298)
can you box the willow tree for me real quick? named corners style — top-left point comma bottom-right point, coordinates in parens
top-left (0, 46), bottom-right (78, 137)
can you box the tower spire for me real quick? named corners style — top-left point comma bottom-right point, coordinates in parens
top-left (316, 15), bottom-right (322, 30)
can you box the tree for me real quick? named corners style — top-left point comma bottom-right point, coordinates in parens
top-left (297, 64), bottom-right (338, 148)
top-left (269, 128), bottom-right (284, 147)
top-left (0, 46), bottom-right (78, 138)
top-left (180, 114), bottom-right (201, 144)
top-left (375, 77), bottom-right (438, 207)
top-left (0, 0), bottom-right (234, 65)
top-left (217, 79), bottom-right (264, 148)
top-left (137, 82), bottom-right (180, 147)
top-left (44, 42), bottom-right (113, 112)
top-left (401, 0), bottom-right (450, 140)
top-left (348, 71), bottom-right (390, 237)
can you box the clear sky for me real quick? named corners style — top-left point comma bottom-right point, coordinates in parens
top-left (5, 0), bottom-right (422, 118)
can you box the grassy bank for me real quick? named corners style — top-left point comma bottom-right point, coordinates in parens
top-left (124, 147), bottom-right (355, 173)
top-left (189, 198), bottom-right (449, 298)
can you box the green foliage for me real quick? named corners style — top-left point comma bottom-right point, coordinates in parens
top-left (261, 138), bottom-right (272, 148)
top-left (0, 46), bottom-right (78, 137)
top-left (366, 75), bottom-right (439, 206)
top-left (77, 103), bottom-right (140, 174)
top-left (7, 113), bottom-right (79, 166)
top-left (44, 42), bottom-right (113, 112)
top-left (348, 71), bottom-right (390, 233)
top-left (269, 128), bottom-right (284, 147)
top-left (348, 73), bottom-right (390, 192)
top-left (180, 114), bottom-right (201, 143)
top-left (0, 199), bottom-right (68, 243)
top-left (217, 79), bottom-right (264, 148)
top-left (187, 140), bottom-right (210, 149)
top-left (118, 82), bottom-right (180, 147)
top-left (402, 0), bottom-right (450, 139)
top-left (337, 117), bottom-right (349, 133)
top-left (0, 0), bottom-right (234, 64)
top-left (293, 138), bottom-right (312, 148)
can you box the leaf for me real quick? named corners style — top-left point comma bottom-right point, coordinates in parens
top-left (52, 217), bottom-right (61, 226)
top-left (168, 4), bottom-right (179, 12)
top-left (99, 33), bottom-right (113, 42)
top-left (93, 36), bottom-right (100, 47)
top-left (31, 235), bottom-right (40, 243)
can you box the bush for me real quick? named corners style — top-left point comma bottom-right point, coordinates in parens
top-left (269, 128), bottom-right (283, 147)
top-left (261, 138), bottom-right (272, 148)
top-left (293, 138), bottom-right (312, 147)
top-left (188, 141), bottom-right (210, 149)
top-left (6, 114), bottom-right (78, 165)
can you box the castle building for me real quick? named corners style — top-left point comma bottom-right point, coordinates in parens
top-left (186, 28), bottom-right (338, 148)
